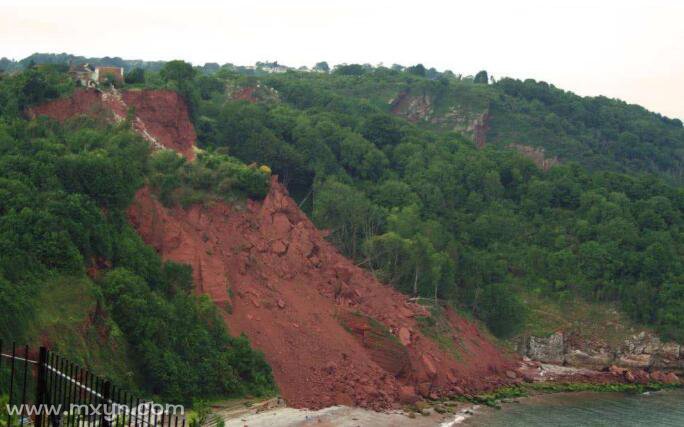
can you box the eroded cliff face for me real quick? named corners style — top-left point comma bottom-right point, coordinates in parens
top-left (508, 144), bottom-right (560, 171)
top-left (389, 91), bottom-right (489, 148)
top-left (29, 88), bottom-right (196, 160)
top-left (517, 331), bottom-right (684, 372)
top-left (128, 179), bottom-right (517, 409)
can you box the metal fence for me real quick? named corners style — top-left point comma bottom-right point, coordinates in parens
top-left (0, 342), bottom-right (187, 427)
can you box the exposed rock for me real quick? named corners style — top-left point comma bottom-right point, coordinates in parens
top-left (664, 372), bottom-right (680, 384)
top-left (526, 332), bottom-right (565, 364)
top-left (398, 327), bottom-right (412, 346)
top-left (508, 143), bottom-right (560, 171)
top-left (519, 330), bottom-right (683, 372)
top-left (389, 90), bottom-right (490, 148)
top-left (421, 354), bottom-right (438, 379)
top-left (398, 386), bottom-right (419, 404)
top-left (271, 240), bottom-right (288, 255)
top-left (29, 88), bottom-right (197, 160)
top-left (430, 108), bottom-right (489, 148)
top-left (389, 91), bottom-right (433, 122)
top-left (617, 353), bottom-right (652, 368)
top-left (564, 349), bottom-right (614, 369)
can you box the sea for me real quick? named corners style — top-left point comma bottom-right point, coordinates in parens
top-left (461, 389), bottom-right (684, 426)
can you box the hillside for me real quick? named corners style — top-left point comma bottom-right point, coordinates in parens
top-left (2, 58), bottom-right (684, 410)
top-left (255, 68), bottom-right (684, 183)
top-left (183, 62), bottom-right (684, 347)
top-left (0, 67), bottom-right (275, 403)
top-left (3, 66), bottom-right (519, 409)
top-left (129, 178), bottom-right (515, 408)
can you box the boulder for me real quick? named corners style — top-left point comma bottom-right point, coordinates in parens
top-left (664, 372), bottom-right (680, 384)
top-left (421, 354), bottom-right (438, 379)
top-left (565, 349), bottom-right (614, 368)
top-left (416, 382), bottom-right (431, 398)
top-left (271, 240), bottom-right (288, 255)
top-left (334, 263), bottom-right (355, 283)
top-left (616, 353), bottom-right (652, 369)
top-left (398, 327), bottom-right (412, 346)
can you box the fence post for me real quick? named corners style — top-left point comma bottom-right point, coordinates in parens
top-left (35, 347), bottom-right (48, 427)
top-left (101, 381), bottom-right (112, 427)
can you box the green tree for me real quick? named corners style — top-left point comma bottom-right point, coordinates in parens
top-left (474, 70), bottom-right (489, 84)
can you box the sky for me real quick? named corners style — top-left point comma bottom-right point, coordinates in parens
top-left (2, 0), bottom-right (683, 119)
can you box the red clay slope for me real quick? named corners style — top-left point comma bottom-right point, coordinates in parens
top-left (128, 180), bottom-right (517, 409)
top-left (33, 89), bottom-right (516, 409)
top-left (29, 88), bottom-right (196, 160)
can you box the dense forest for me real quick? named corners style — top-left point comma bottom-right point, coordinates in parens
top-left (1, 56), bottom-right (683, 402)
top-left (180, 61), bottom-right (683, 341)
top-left (0, 64), bottom-right (274, 403)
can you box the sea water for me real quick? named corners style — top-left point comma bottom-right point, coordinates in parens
top-left (463, 389), bottom-right (684, 426)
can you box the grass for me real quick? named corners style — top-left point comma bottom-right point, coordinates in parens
top-left (415, 305), bottom-right (464, 361)
top-left (24, 275), bottom-right (136, 390)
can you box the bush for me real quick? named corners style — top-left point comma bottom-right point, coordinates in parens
top-left (476, 284), bottom-right (526, 338)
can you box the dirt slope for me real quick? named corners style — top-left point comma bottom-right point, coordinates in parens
top-left (33, 89), bottom-right (517, 409)
top-left (128, 180), bottom-right (516, 409)
top-left (29, 88), bottom-right (196, 160)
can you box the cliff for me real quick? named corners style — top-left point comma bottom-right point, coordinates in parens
top-left (29, 88), bottom-right (196, 160)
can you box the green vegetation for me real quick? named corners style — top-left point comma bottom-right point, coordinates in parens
top-left (165, 61), bottom-right (684, 342)
top-left (2, 55), bottom-right (684, 403)
top-left (148, 149), bottom-right (269, 207)
top-left (0, 66), bottom-right (274, 403)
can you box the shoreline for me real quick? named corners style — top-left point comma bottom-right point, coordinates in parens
top-left (214, 362), bottom-right (682, 426)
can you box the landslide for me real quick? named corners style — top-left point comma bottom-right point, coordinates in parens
top-left (33, 88), bottom-right (517, 410)
top-left (128, 179), bottom-right (517, 409)
top-left (29, 88), bottom-right (196, 160)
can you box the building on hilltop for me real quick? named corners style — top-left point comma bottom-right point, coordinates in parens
top-left (93, 66), bottom-right (124, 84)
top-left (68, 63), bottom-right (96, 87)
top-left (68, 63), bottom-right (124, 86)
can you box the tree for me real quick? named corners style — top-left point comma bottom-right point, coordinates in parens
top-left (476, 283), bottom-right (526, 337)
top-left (474, 70), bottom-right (489, 84)
top-left (406, 64), bottom-right (426, 77)
top-left (160, 60), bottom-right (196, 83)
top-left (332, 64), bottom-right (366, 76)
top-left (313, 179), bottom-right (383, 260)
top-left (125, 68), bottom-right (145, 84)
top-left (313, 61), bottom-right (330, 73)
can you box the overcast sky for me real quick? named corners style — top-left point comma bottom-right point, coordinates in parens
top-left (2, 0), bottom-right (683, 119)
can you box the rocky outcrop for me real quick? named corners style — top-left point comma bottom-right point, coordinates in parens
top-left (227, 83), bottom-right (280, 104)
top-left (121, 90), bottom-right (196, 160)
top-left (429, 108), bottom-right (489, 148)
top-left (526, 332), bottom-right (565, 365)
top-left (389, 91), bottom-right (490, 148)
top-left (517, 358), bottom-right (680, 386)
top-left (517, 331), bottom-right (684, 372)
top-left (508, 144), bottom-right (560, 171)
top-left (390, 91), bottom-right (434, 122)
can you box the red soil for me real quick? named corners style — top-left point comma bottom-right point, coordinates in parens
top-left (231, 86), bottom-right (258, 103)
top-left (128, 179), bottom-right (517, 409)
top-left (29, 88), bottom-right (196, 160)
